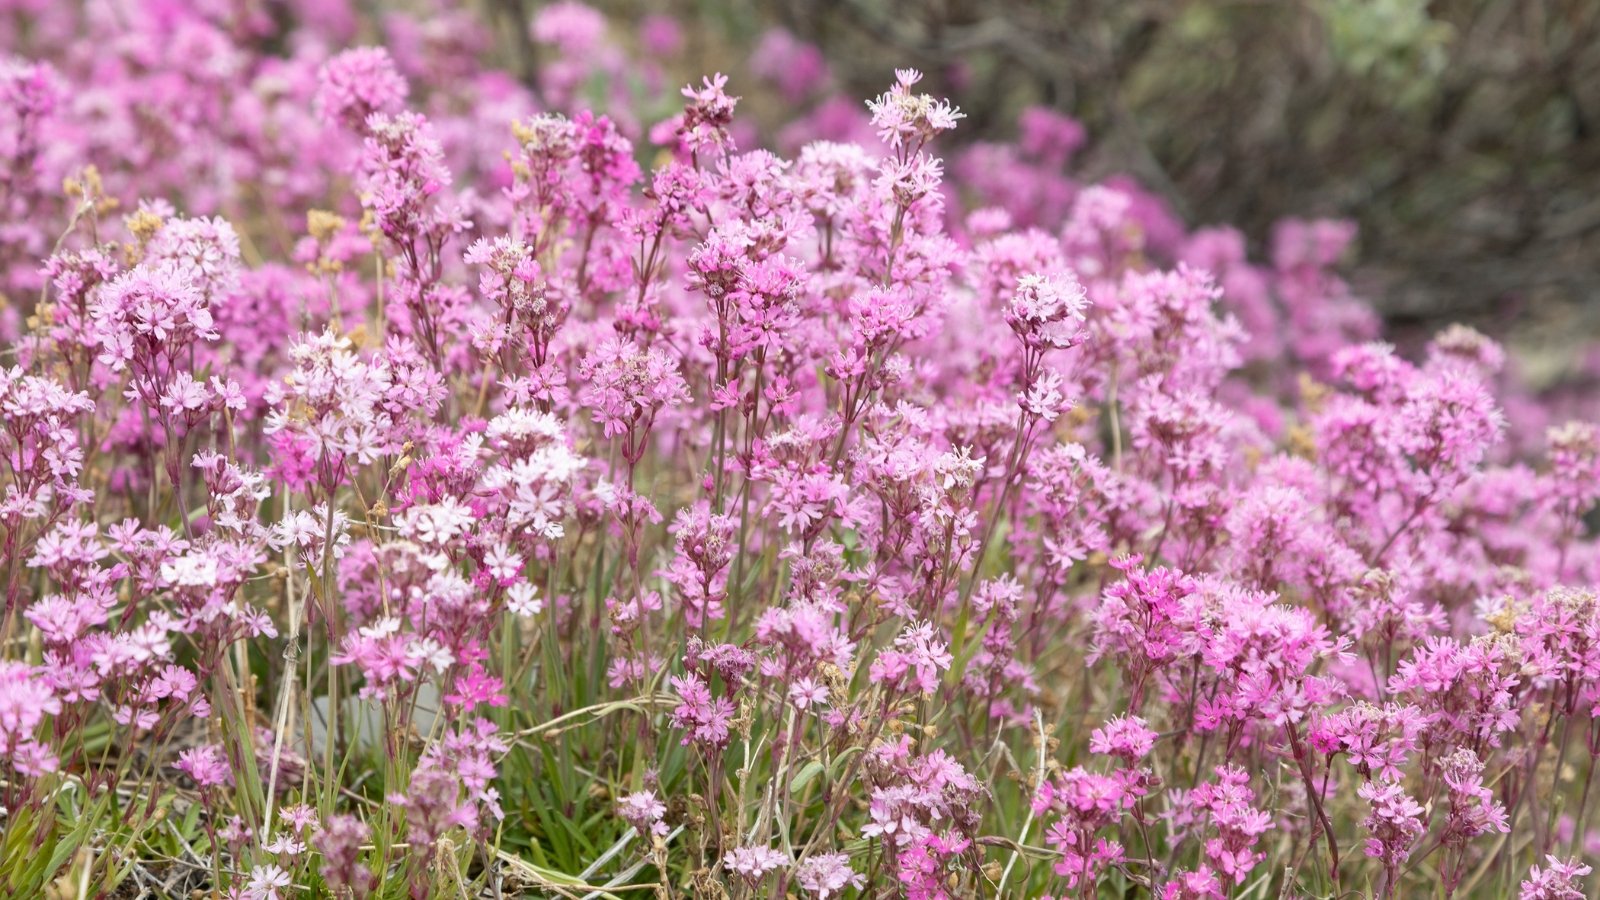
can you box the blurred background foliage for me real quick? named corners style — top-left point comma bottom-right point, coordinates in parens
top-left (486, 0), bottom-right (1600, 379)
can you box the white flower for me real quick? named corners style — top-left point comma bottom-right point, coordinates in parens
top-left (488, 407), bottom-right (566, 447)
top-left (397, 498), bottom-right (475, 545)
top-left (506, 582), bottom-right (543, 617)
top-left (161, 553), bottom-right (219, 588)
top-left (261, 831), bottom-right (305, 857)
top-left (485, 543), bottom-right (524, 583)
top-left (245, 863), bottom-right (291, 900)
top-left (405, 638), bottom-right (455, 673)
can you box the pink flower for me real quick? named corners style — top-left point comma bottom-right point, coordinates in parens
top-left (175, 744), bottom-right (232, 788)
top-left (316, 47), bottom-right (408, 129)
top-left (725, 845), bottom-right (788, 883)
top-left (869, 621), bottom-right (952, 697)
top-left (0, 662), bottom-right (60, 775)
top-left (617, 789), bottom-right (668, 837)
top-left (1089, 715), bottom-right (1158, 763)
top-left (1006, 273), bottom-right (1089, 351)
top-left (867, 69), bottom-right (963, 151)
top-left (1358, 779), bottom-right (1426, 874)
top-left (532, 2), bottom-right (606, 55)
top-left (579, 336), bottom-right (689, 458)
top-left (788, 677), bottom-right (829, 710)
top-left (794, 852), bottom-right (864, 899)
top-left (1520, 855), bottom-right (1593, 900)
top-left (669, 673), bottom-right (736, 750)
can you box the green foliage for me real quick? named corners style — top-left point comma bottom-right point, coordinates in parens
top-left (1320, 0), bottom-right (1453, 108)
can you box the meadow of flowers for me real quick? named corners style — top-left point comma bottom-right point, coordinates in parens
top-left (2, 1), bottom-right (1599, 898)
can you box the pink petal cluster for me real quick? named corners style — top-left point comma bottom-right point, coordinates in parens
top-left (0, 3), bottom-right (1596, 899)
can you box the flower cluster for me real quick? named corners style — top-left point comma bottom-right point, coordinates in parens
top-left (0, 3), bottom-right (1596, 899)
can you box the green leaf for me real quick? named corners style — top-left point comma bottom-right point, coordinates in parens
top-left (789, 760), bottom-right (824, 795)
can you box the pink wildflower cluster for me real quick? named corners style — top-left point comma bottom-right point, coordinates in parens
top-left (0, 2), bottom-right (1596, 898)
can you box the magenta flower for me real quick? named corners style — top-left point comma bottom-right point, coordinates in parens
top-left (1089, 715), bottom-right (1158, 763)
